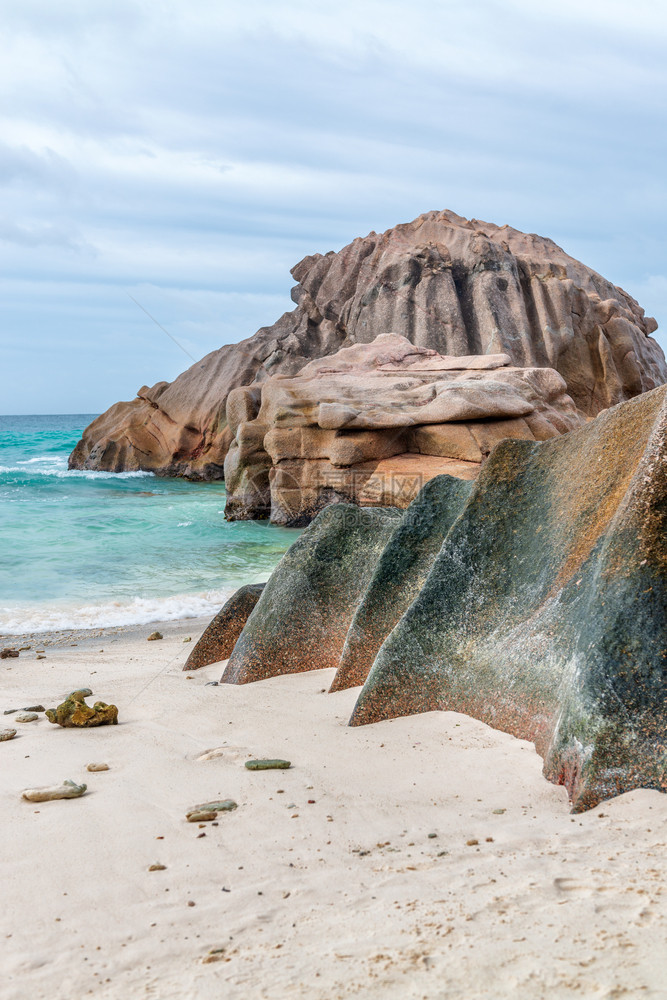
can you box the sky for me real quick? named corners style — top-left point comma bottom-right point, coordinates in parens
top-left (1, 0), bottom-right (666, 415)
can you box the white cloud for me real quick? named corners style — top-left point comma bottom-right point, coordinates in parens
top-left (0, 0), bottom-right (665, 412)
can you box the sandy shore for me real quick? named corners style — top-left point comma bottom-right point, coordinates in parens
top-left (1, 617), bottom-right (666, 999)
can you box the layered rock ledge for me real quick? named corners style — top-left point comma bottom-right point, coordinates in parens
top-left (224, 333), bottom-right (583, 524)
top-left (216, 384), bottom-right (667, 812)
top-left (69, 210), bottom-right (666, 477)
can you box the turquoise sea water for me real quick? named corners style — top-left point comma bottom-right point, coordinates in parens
top-left (0, 414), bottom-right (296, 634)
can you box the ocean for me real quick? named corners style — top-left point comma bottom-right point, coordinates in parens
top-left (0, 414), bottom-right (297, 634)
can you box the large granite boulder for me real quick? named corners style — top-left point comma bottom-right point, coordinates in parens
top-left (224, 333), bottom-right (583, 524)
top-left (183, 584), bottom-right (265, 670)
top-left (330, 474), bottom-right (473, 692)
top-left (220, 505), bottom-right (403, 685)
top-left (69, 210), bottom-right (666, 477)
top-left (215, 385), bottom-right (667, 812)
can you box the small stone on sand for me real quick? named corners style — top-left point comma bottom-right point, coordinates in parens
top-left (186, 810), bottom-right (218, 823)
top-left (147, 632), bottom-right (163, 641)
top-left (1, 649), bottom-right (19, 659)
top-left (186, 799), bottom-right (237, 822)
top-left (86, 762), bottom-right (110, 772)
top-left (15, 712), bottom-right (39, 723)
top-left (22, 779), bottom-right (87, 803)
top-left (183, 637), bottom-right (192, 643)
top-left (148, 863), bottom-right (167, 872)
top-left (0, 728), bottom-right (17, 742)
top-left (245, 759), bottom-right (292, 770)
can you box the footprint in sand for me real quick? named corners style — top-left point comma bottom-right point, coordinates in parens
top-left (195, 745), bottom-right (249, 762)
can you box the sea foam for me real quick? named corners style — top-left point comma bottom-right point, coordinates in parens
top-left (0, 588), bottom-right (238, 635)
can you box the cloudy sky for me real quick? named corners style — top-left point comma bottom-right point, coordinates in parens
top-left (1, 0), bottom-right (666, 414)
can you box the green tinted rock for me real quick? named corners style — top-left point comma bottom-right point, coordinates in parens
top-left (245, 759), bottom-right (291, 770)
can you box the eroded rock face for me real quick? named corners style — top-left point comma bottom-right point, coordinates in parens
top-left (224, 333), bottom-right (583, 524)
top-left (216, 385), bottom-right (667, 812)
top-left (330, 475), bottom-right (474, 692)
top-left (69, 210), bottom-right (666, 476)
top-left (220, 505), bottom-right (403, 685)
top-left (183, 583), bottom-right (265, 670)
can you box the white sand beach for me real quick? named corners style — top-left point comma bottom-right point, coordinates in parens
top-left (1, 618), bottom-right (666, 1000)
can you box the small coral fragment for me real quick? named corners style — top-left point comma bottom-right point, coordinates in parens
top-left (45, 691), bottom-right (118, 728)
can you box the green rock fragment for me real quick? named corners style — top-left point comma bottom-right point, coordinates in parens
top-left (195, 799), bottom-right (238, 812)
top-left (68, 689), bottom-right (92, 700)
top-left (245, 759), bottom-right (291, 770)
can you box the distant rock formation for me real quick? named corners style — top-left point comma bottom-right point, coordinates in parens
top-left (218, 384), bottom-right (667, 812)
top-left (224, 333), bottom-right (583, 524)
top-left (69, 210), bottom-right (666, 477)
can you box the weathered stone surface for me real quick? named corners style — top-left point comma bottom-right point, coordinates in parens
top-left (186, 800), bottom-right (237, 821)
top-left (186, 810), bottom-right (217, 823)
top-left (183, 584), bottom-right (265, 670)
top-left (0, 728), bottom-right (17, 741)
top-left (245, 759), bottom-right (292, 770)
top-left (331, 475), bottom-right (473, 692)
top-left (15, 712), bottom-right (39, 723)
top-left (46, 692), bottom-right (118, 728)
top-left (22, 779), bottom-right (87, 802)
top-left (147, 631), bottom-right (163, 641)
top-left (220, 385), bottom-right (667, 811)
top-left (220, 505), bottom-right (403, 684)
top-left (225, 333), bottom-right (582, 524)
top-left (1, 648), bottom-right (19, 659)
top-left (69, 210), bottom-right (666, 477)
top-left (86, 762), bottom-right (110, 772)
top-left (350, 384), bottom-right (667, 811)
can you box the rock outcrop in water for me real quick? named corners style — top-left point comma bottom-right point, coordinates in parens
top-left (218, 385), bottom-right (667, 811)
top-left (69, 210), bottom-right (666, 478)
top-left (223, 333), bottom-right (582, 524)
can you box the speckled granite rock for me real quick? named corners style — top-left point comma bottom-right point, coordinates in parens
top-left (350, 384), bottom-right (667, 811)
top-left (69, 210), bottom-right (666, 477)
top-left (220, 385), bottom-right (667, 811)
top-left (183, 584), bottom-right (265, 670)
top-left (220, 505), bottom-right (403, 684)
top-left (330, 474), bottom-right (473, 692)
